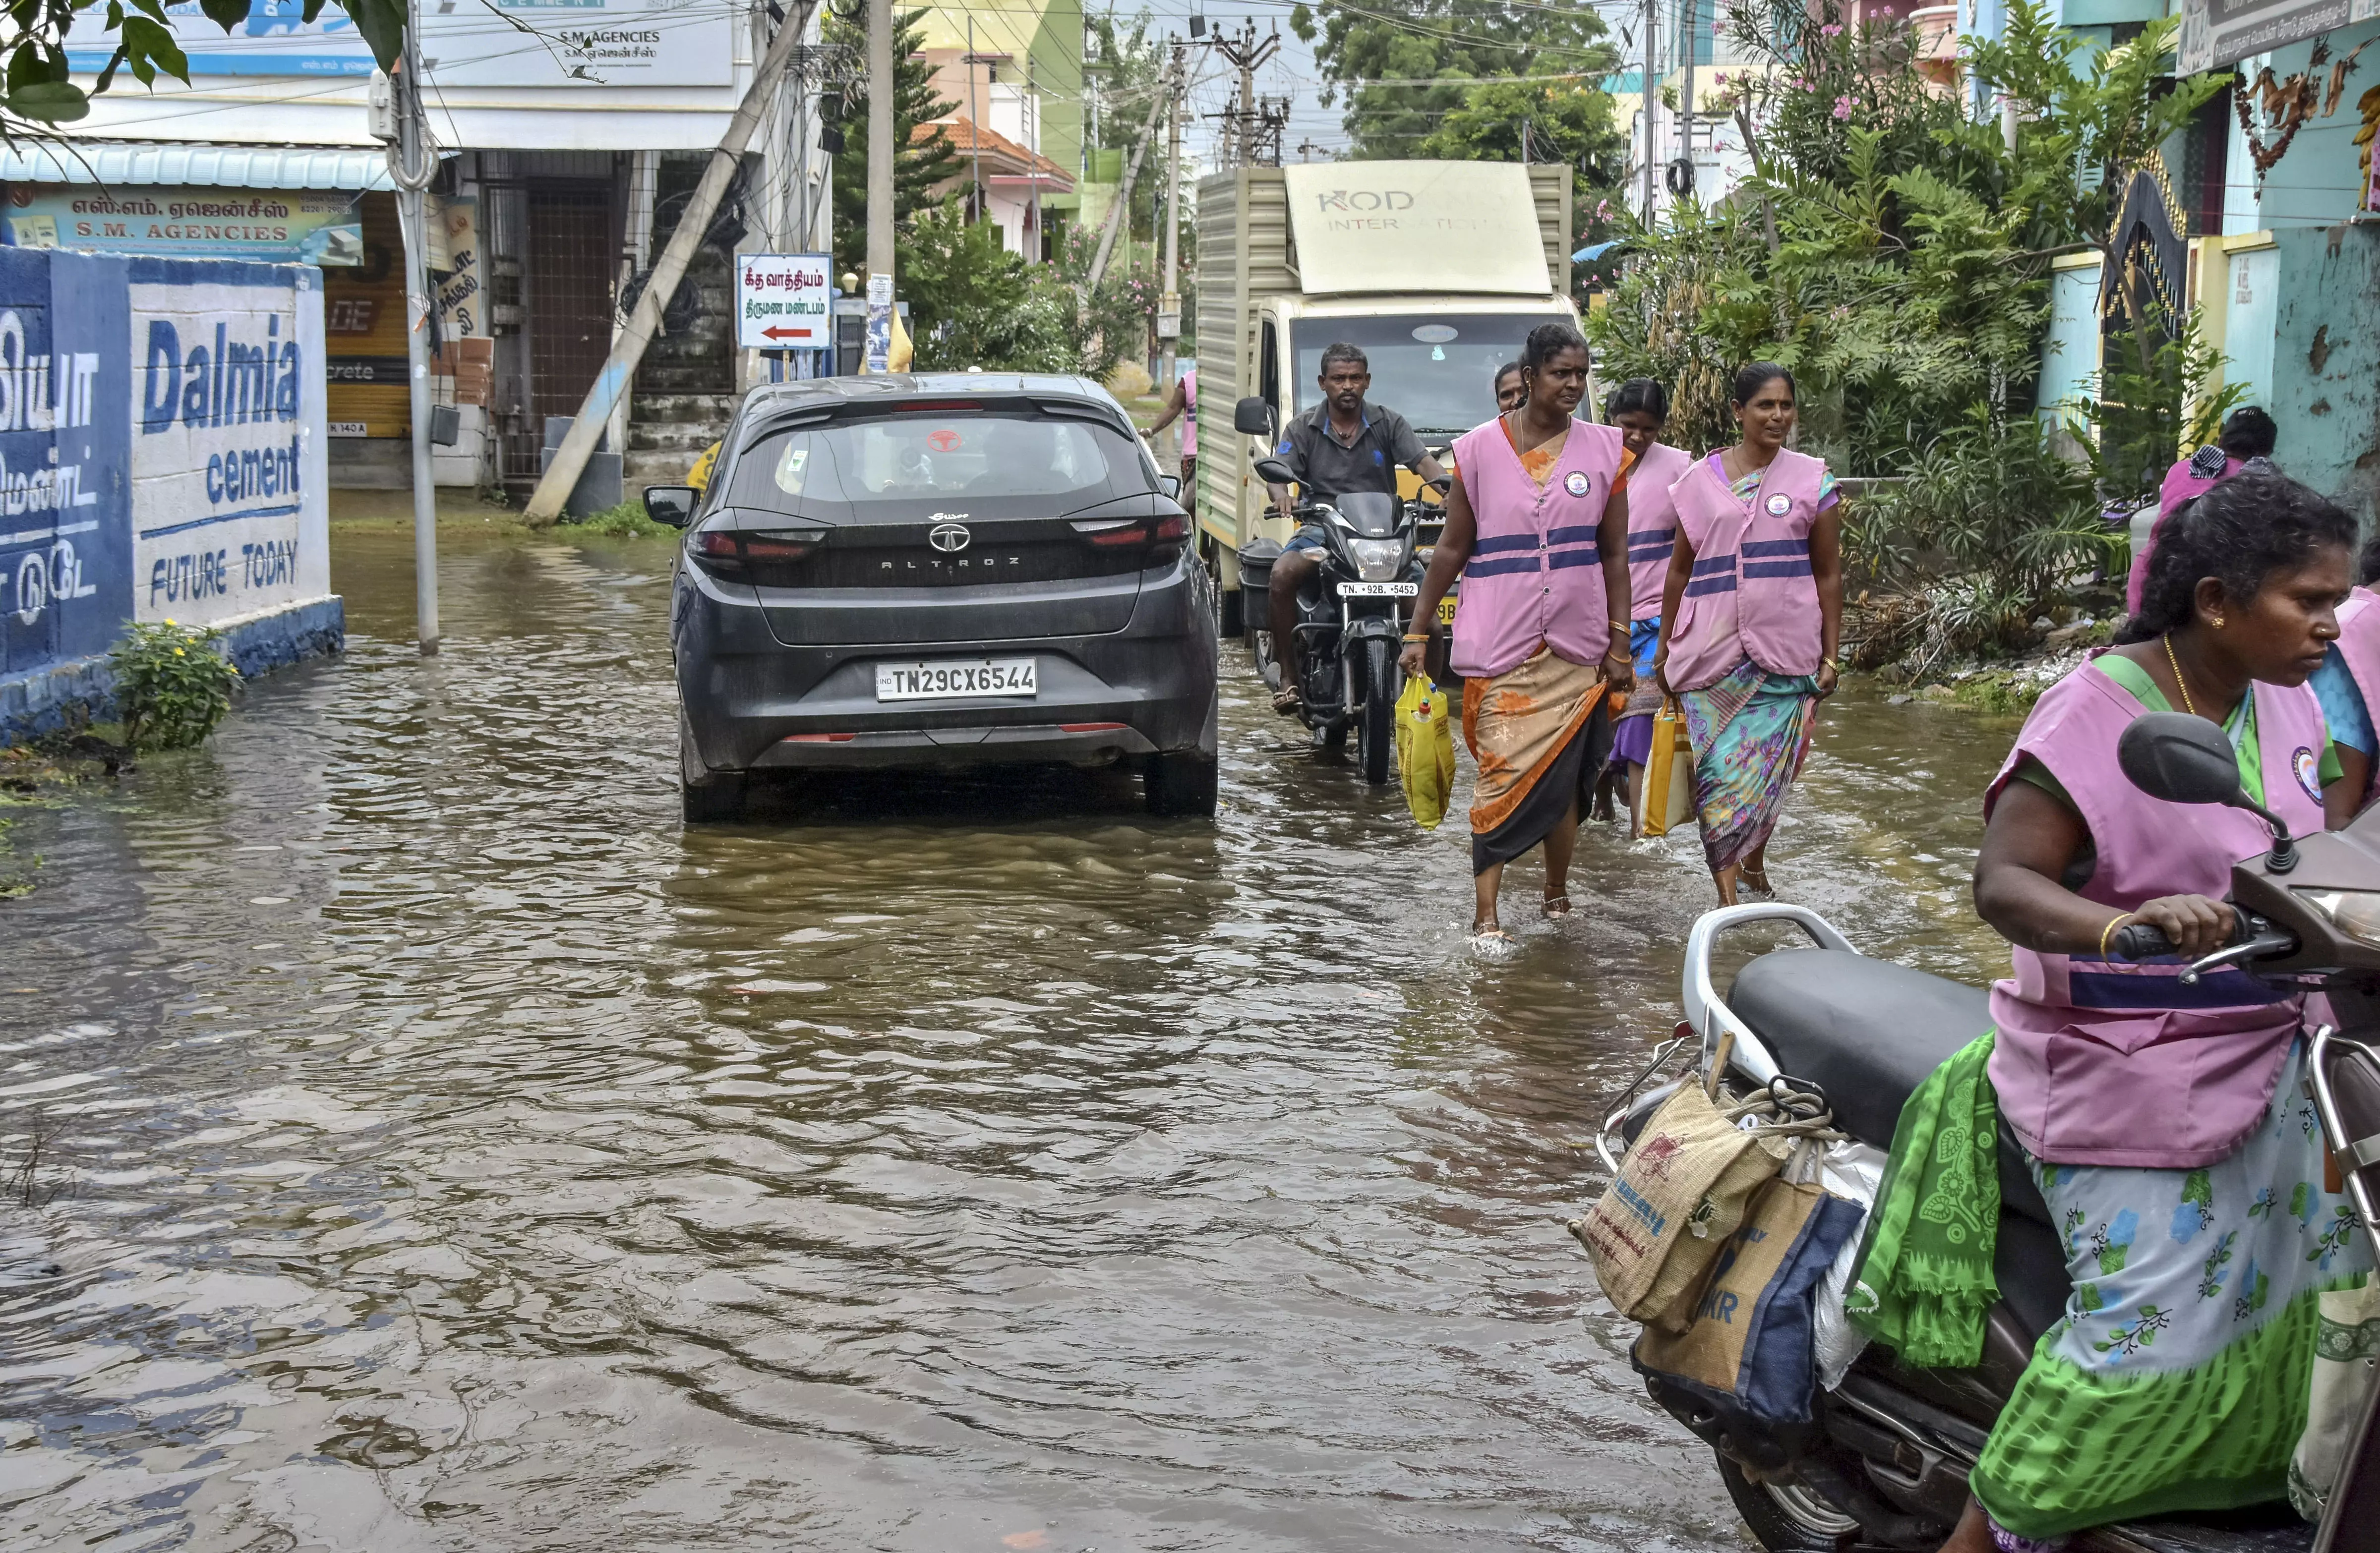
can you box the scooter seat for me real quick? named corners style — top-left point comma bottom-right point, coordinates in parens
top-left (1728, 949), bottom-right (2053, 1230)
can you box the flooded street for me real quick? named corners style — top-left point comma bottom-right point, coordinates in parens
top-left (5, 526), bottom-right (2017, 1552)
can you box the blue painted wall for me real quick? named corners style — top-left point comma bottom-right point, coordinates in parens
top-left (0, 246), bottom-right (339, 744)
top-left (2265, 224), bottom-right (2380, 524)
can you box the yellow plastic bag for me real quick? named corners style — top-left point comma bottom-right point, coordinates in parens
top-left (1640, 698), bottom-right (1696, 838)
top-left (1396, 676), bottom-right (1457, 830)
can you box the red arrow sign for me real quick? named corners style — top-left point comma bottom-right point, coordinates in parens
top-left (761, 325), bottom-right (817, 342)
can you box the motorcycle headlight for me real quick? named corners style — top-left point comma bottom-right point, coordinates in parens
top-left (1348, 536), bottom-right (1405, 581)
top-left (2294, 889), bottom-right (2380, 949)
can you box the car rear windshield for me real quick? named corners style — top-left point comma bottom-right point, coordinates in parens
top-left (1293, 313), bottom-right (1573, 438)
top-left (725, 408), bottom-right (1152, 519)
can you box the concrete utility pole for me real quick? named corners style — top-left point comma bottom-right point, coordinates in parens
top-left (1642, 0), bottom-right (1659, 224)
top-left (1680, 0), bottom-right (1695, 206)
top-left (866, 0), bottom-right (893, 307)
top-left (967, 17), bottom-right (982, 218)
top-left (1209, 23), bottom-right (1278, 170)
top-left (386, 0), bottom-right (439, 655)
top-left (525, 3), bottom-right (816, 523)
top-left (1157, 42), bottom-right (1184, 401)
top-left (1081, 58), bottom-right (1169, 298)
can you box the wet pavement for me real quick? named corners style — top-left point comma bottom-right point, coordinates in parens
top-left (2, 527), bottom-right (2018, 1552)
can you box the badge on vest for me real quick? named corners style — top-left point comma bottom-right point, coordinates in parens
top-left (2296, 747), bottom-right (2322, 803)
top-left (1564, 470), bottom-right (1593, 497)
top-left (1764, 492), bottom-right (1791, 517)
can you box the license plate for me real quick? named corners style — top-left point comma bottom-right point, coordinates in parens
top-left (1437, 596), bottom-right (1457, 624)
top-left (875, 658), bottom-right (1038, 701)
top-left (1339, 581), bottom-right (1419, 598)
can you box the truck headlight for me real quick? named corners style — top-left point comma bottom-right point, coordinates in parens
top-left (2295, 890), bottom-right (2380, 949)
top-left (1348, 537), bottom-right (1405, 581)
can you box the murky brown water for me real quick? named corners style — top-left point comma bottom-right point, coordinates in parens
top-left (2, 527), bottom-right (2016, 1552)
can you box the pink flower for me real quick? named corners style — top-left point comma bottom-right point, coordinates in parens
top-left (1715, 71), bottom-right (1729, 82)
top-left (1833, 94), bottom-right (1852, 118)
top-left (1822, 21), bottom-right (1842, 33)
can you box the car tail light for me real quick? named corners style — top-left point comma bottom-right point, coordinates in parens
top-left (688, 527), bottom-right (826, 585)
top-left (1070, 513), bottom-right (1190, 556)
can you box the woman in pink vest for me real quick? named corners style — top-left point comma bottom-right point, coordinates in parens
top-left (1401, 323), bottom-right (1635, 953)
top-left (2308, 531), bottom-right (2380, 819)
top-left (1652, 363), bottom-right (1842, 904)
top-left (2125, 406), bottom-right (2276, 614)
top-left (1592, 378), bottom-right (1694, 835)
top-left (1924, 471), bottom-right (2368, 1551)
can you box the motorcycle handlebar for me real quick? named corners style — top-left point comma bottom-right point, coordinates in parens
top-left (2106, 906), bottom-right (2253, 963)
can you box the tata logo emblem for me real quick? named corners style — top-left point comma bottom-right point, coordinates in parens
top-left (928, 521), bottom-right (972, 553)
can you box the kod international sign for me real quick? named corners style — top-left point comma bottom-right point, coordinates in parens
top-left (736, 254), bottom-right (832, 350)
top-left (129, 259), bottom-right (329, 629)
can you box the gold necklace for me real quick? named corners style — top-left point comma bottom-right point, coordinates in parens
top-left (2162, 633), bottom-right (2200, 717)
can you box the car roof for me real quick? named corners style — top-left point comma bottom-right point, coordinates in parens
top-left (737, 372), bottom-right (1117, 414)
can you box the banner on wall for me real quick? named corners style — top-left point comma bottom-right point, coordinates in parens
top-left (65, 0), bottom-right (376, 76)
top-left (2176, 0), bottom-right (2372, 73)
top-left (0, 249), bottom-right (131, 683)
top-left (5, 186), bottom-right (365, 266)
top-left (128, 259), bottom-right (330, 629)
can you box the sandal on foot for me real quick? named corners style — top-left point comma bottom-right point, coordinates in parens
top-left (1468, 927), bottom-right (1520, 959)
top-left (1542, 892), bottom-right (1572, 918)
top-left (1272, 686), bottom-right (1303, 716)
top-left (1738, 866), bottom-right (1776, 898)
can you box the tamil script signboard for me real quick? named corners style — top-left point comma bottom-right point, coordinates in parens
top-left (2178, 0), bottom-right (2380, 72)
top-left (129, 259), bottom-right (329, 629)
top-left (0, 248), bottom-right (130, 689)
top-left (67, 0), bottom-right (729, 85)
top-left (736, 254), bottom-right (832, 350)
top-left (5, 187), bottom-right (364, 267)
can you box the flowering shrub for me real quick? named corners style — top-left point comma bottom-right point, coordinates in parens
top-left (110, 620), bottom-right (240, 751)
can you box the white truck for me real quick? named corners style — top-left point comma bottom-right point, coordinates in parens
top-left (1190, 159), bottom-right (1580, 634)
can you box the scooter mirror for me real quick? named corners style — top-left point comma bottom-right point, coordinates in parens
top-left (1252, 457), bottom-right (1297, 487)
top-left (2118, 710), bottom-right (2246, 807)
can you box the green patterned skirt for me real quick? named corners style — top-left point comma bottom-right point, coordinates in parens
top-left (1972, 1040), bottom-right (2374, 1542)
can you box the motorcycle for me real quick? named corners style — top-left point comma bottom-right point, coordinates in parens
top-left (1244, 453), bottom-right (1446, 785)
top-left (1604, 709), bottom-right (2380, 1553)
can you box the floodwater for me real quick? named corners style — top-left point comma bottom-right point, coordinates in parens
top-left (2, 527), bottom-right (2017, 1552)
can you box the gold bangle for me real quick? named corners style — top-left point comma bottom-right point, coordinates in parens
top-left (1401, 633), bottom-right (1430, 642)
top-left (2098, 912), bottom-right (2137, 959)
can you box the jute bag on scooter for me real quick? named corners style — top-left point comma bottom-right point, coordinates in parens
top-left (1631, 1169), bottom-right (1869, 1426)
top-left (1571, 1079), bottom-right (1814, 1333)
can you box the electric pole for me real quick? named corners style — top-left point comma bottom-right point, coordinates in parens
top-left (1157, 44), bottom-right (1184, 402)
top-left (1642, 0), bottom-right (1658, 224)
top-left (865, 0), bottom-right (893, 359)
top-left (385, 0), bottom-right (439, 655)
top-left (1680, 0), bottom-right (1695, 208)
top-left (1210, 23), bottom-right (1278, 170)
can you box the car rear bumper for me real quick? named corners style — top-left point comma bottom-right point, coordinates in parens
top-left (674, 554), bottom-right (1217, 774)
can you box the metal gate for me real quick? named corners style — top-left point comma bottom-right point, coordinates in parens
top-left (498, 182), bottom-right (618, 485)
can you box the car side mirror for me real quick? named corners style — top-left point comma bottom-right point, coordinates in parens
top-left (644, 486), bottom-right (697, 528)
top-left (2118, 711), bottom-right (2243, 807)
top-left (1253, 456), bottom-right (1296, 487)
top-left (2118, 709), bottom-right (2300, 872)
top-left (1233, 395), bottom-right (1273, 437)
top-left (1159, 474), bottom-right (1182, 500)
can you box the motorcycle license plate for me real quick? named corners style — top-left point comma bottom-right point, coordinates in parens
top-left (1338, 581), bottom-right (1419, 598)
top-left (1437, 596), bottom-right (1457, 624)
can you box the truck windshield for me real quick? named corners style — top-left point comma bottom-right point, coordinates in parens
top-left (1294, 313), bottom-right (1572, 438)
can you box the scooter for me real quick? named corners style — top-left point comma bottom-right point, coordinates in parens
top-left (1603, 710), bottom-right (2380, 1553)
top-left (1245, 454), bottom-right (1444, 785)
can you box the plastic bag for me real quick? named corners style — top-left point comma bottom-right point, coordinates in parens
top-left (1640, 699), bottom-right (1695, 838)
top-left (1396, 676), bottom-right (1457, 830)
top-left (1811, 1139), bottom-right (1888, 1389)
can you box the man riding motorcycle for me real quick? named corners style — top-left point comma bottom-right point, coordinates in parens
top-left (1263, 342), bottom-right (1449, 715)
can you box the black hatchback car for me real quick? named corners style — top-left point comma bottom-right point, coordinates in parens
top-left (650, 374), bottom-right (1219, 821)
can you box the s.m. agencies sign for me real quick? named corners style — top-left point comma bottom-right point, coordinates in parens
top-left (129, 258), bottom-right (328, 627)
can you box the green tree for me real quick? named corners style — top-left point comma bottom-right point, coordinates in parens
top-left (827, 4), bottom-right (961, 277)
top-left (1415, 76), bottom-right (1627, 229)
top-left (1288, 0), bottom-right (1616, 162)
top-left (2, 0), bottom-right (403, 131)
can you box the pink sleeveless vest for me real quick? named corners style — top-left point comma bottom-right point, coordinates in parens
top-left (1180, 367), bottom-right (1197, 459)
top-left (1982, 656), bottom-right (2328, 1168)
top-left (1661, 448), bottom-right (1828, 691)
top-left (2332, 586), bottom-right (2380, 805)
top-left (1622, 441), bottom-right (1693, 623)
top-left (1447, 415), bottom-right (1626, 680)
